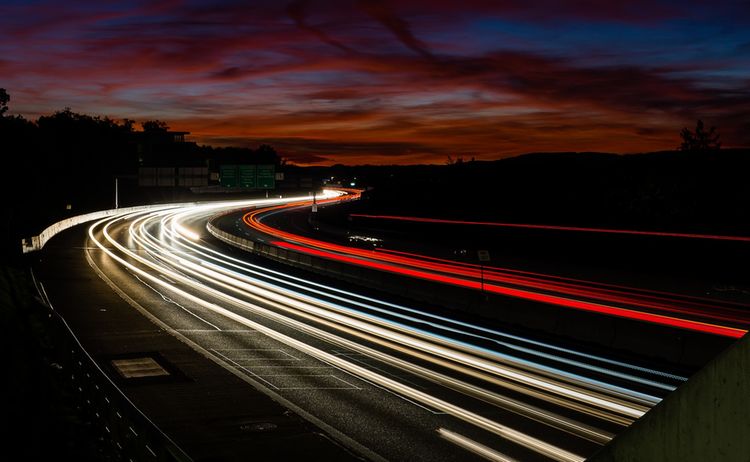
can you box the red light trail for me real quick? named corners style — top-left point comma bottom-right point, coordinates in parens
top-left (350, 214), bottom-right (750, 242)
top-left (241, 191), bottom-right (748, 339)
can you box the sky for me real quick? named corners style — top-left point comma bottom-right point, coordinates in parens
top-left (2, 0), bottom-right (749, 165)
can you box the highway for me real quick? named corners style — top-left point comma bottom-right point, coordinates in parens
top-left (69, 191), bottom-right (692, 462)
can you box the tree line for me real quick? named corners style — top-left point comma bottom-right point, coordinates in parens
top-left (0, 88), bottom-right (280, 257)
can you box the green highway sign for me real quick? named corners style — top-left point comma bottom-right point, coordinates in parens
top-left (239, 164), bottom-right (257, 188)
top-left (256, 164), bottom-right (275, 189)
top-left (220, 164), bottom-right (276, 189)
top-left (220, 164), bottom-right (238, 187)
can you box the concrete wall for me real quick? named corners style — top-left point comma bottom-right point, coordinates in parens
top-left (588, 332), bottom-right (749, 461)
top-left (21, 203), bottom-right (194, 253)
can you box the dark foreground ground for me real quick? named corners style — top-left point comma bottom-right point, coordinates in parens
top-left (0, 265), bottom-right (108, 460)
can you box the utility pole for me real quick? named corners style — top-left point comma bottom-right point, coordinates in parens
top-left (477, 250), bottom-right (491, 299)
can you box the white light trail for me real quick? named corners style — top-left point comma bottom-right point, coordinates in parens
top-left (83, 192), bottom-right (680, 461)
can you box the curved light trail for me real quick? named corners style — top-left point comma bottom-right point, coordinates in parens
top-left (82, 193), bottom-right (688, 462)
top-left (241, 193), bottom-right (749, 339)
top-left (348, 214), bottom-right (750, 243)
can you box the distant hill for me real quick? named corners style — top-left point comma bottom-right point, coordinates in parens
top-left (319, 149), bottom-right (750, 235)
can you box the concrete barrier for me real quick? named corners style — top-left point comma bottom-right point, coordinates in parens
top-left (587, 332), bottom-right (749, 461)
top-left (21, 203), bottom-right (193, 253)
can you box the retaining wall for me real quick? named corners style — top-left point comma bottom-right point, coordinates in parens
top-left (587, 330), bottom-right (749, 461)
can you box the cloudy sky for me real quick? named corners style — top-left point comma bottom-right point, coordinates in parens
top-left (3, 0), bottom-right (749, 164)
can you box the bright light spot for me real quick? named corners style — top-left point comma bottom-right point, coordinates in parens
top-left (175, 223), bottom-right (200, 240)
top-left (348, 235), bottom-right (382, 244)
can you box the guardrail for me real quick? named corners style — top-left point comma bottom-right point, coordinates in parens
top-left (206, 220), bottom-right (256, 253)
top-left (21, 204), bottom-right (193, 253)
top-left (30, 269), bottom-right (192, 462)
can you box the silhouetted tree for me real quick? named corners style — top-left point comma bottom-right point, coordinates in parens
top-left (0, 88), bottom-right (9, 116)
top-left (256, 144), bottom-right (280, 164)
top-left (122, 118), bottom-right (136, 131)
top-left (679, 120), bottom-right (721, 153)
top-left (141, 120), bottom-right (169, 132)
top-left (445, 155), bottom-right (463, 165)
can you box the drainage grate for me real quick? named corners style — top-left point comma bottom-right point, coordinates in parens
top-left (111, 357), bottom-right (170, 379)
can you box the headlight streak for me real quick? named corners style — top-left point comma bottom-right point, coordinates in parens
top-left (149, 207), bottom-right (672, 418)
top-left (134, 211), bottom-right (638, 431)
top-left (157, 212), bottom-right (671, 399)
top-left (84, 194), bottom-right (684, 461)
top-left (173, 222), bottom-right (200, 241)
top-left (137, 232), bottom-right (624, 443)
top-left (191, 246), bottom-right (685, 386)
top-left (438, 427), bottom-right (518, 462)
top-left (89, 211), bottom-right (587, 462)
top-left (191, 250), bottom-right (666, 404)
top-left (147, 212), bottom-right (656, 416)
top-left (149, 201), bottom-right (686, 386)
top-left (190, 254), bottom-right (680, 392)
top-left (137, 234), bottom-right (621, 446)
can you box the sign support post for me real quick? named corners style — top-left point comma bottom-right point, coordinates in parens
top-left (477, 250), bottom-right (491, 298)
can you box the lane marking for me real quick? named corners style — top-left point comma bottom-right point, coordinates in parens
top-left (210, 349), bottom-right (280, 390)
top-left (130, 271), bottom-right (222, 331)
top-left (176, 329), bottom-right (256, 333)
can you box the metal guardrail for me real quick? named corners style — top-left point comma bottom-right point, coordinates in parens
top-left (30, 269), bottom-right (192, 462)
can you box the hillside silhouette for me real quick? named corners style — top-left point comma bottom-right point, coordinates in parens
top-left (319, 149), bottom-right (750, 236)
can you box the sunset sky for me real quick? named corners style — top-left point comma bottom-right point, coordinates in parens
top-left (3, 0), bottom-right (749, 164)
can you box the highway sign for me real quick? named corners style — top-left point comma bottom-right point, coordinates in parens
top-left (220, 164), bottom-right (238, 187)
top-left (239, 164), bottom-right (257, 188)
top-left (221, 164), bottom-right (275, 189)
top-left (477, 250), bottom-right (491, 262)
top-left (257, 164), bottom-right (275, 189)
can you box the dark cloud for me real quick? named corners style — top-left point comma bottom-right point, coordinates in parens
top-left (197, 135), bottom-right (452, 162)
top-left (304, 89), bottom-right (368, 100)
top-left (358, 1), bottom-right (433, 58)
top-left (286, 0), bottom-right (355, 53)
